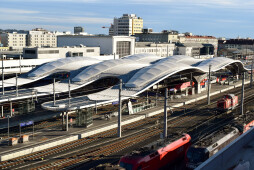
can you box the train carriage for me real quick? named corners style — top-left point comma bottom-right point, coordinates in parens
top-left (119, 134), bottom-right (191, 170)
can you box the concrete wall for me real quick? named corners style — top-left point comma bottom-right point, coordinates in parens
top-left (57, 36), bottom-right (113, 55)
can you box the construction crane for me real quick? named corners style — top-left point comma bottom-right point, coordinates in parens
top-left (102, 24), bottom-right (113, 29)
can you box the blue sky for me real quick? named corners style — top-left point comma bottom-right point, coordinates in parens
top-left (0, 0), bottom-right (254, 38)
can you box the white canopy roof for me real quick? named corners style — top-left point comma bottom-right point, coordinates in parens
top-left (28, 57), bottom-right (100, 78)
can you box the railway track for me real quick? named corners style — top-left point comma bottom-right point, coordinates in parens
top-left (1, 84), bottom-right (254, 169)
top-left (0, 115), bottom-right (159, 169)
top-left (28, 88), bottom-right (254, 170)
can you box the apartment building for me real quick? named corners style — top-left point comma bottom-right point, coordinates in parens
top-left (0, 32), bottom-right (26, 48)
top-left (27, 28), bottom-right (57, 47)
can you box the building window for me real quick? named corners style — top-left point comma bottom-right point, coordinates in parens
top-left (116, 41), bottom-right (131, 58)
top-left (25, 50), bottom-right (36, 54)
top-left (87, 49), bottom-right (95, 53)
top-left (37, 50), bottom-right (59, 54)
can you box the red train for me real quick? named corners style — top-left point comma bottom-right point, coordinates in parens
top-left (217, 94), bottom-right (238, 110)
top-left (243, 120), bottom-right (254, 133)
top-left (119, 134), bottom-right (191, 170)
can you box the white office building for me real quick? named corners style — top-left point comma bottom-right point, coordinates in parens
top-left (23, 46), bottom-right (100, 59)
top-left (58, 35), bottom-right (135, 58)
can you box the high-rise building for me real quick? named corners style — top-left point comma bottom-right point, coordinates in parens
top-left (28, 28), bottom-right (57, 47)
top-left (74, 26), bottom-right (84, 34)
top-left (110, 14), bottom-right (143, 36)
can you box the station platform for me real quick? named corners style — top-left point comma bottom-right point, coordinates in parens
top-left (0, 79), bottom-right (250, 162)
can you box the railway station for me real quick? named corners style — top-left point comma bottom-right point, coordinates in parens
top-left (0, 53), bottom-right (253, 170)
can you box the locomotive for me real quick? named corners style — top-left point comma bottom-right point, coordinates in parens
top-left (186, 126), bottom-right (240, 169)
top-left (217, 94), bottom-right (239, 110)
top-left (119, 134), bottom-right (191, 170)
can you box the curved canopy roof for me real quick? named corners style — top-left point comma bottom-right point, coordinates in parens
top-left (196, 57), bottom-right (245, 72)
top-left (41, 55), bottom-right (250, 111)
top-left (126, 56), bottom-right (247, 89)
top-left (72, 53), bottom-right (161, 82)
top-left (125, 56), bottom-right (200, 88)
top-left (28, 57), bottom-right (100, 78)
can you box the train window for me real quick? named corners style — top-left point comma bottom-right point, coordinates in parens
top-left (119, 162), bottom-right (133, 170)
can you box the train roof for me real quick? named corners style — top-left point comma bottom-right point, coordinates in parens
top-left (127, 134), bottom-right (189, 157)
top-left (193, 126), bottom-right (238, 149)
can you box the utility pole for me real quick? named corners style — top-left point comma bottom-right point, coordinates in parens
top-left (250, 59), bottom-right (253, 88)
top-left (164, 88), bottom-right (168, 138)
top-left (19, 55), bottom-right (21, 74)
top-left (7, 115), bottom-right (10, 145)
top-left (2, 55), bottom-right (4, 95)
top-left (207, 65), bottom-right (211, 105)
top-left (10, 101), bottom-right (12, 117)
top-left (241, 72), bottom-right (245, 115)
top-left (68, 77), bottom-right (71, 106)
top-left (66, 112), bottom-right (68, 131)
top-left (118, 79), bottom-right (122, 138)
top-left (16, 73), bottom-right (18, 96)
top-left (53, 78), bottom-right (56, 106)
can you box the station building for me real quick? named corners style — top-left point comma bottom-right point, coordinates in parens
top-left (23, 46), bottom-right (100, 59)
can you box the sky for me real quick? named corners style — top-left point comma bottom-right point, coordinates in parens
top-left (0, 0), bottom-right (254, 38)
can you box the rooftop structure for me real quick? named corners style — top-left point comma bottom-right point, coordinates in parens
top-left (135, 30), bottom-right (179, 43)
top-left (74, 26), bottom-right (84, 34)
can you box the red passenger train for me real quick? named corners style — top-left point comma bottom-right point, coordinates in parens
top-left (119, 134), bottom-right (191, 170)
top-left (217, 94), bottom-right (238, 111)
